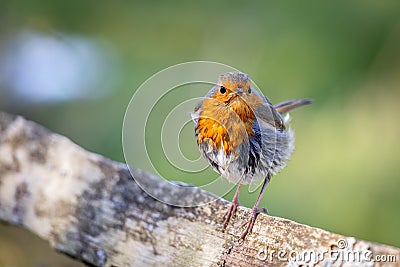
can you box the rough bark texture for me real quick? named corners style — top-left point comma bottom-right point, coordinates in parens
top-left (0, 112), bottom-right (399, 267)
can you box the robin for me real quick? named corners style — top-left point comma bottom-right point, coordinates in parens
top-left (192, 72), bottom-right (312, 239)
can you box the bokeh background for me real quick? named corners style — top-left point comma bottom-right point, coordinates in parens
top-left (1, 1), bottom-right (399, 266)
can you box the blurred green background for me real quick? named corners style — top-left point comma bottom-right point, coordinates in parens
top-left (1, 1), bottom-right (399, 266)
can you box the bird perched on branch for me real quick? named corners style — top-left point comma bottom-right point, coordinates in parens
top-left (192, 72), bottom-right (312, 239)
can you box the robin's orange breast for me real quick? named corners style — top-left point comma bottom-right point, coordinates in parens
top-left (195, 96), bottom-right (255, 155)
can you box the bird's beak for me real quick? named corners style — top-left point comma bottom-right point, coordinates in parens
top-left (235, 88), bottom-right (244, 96)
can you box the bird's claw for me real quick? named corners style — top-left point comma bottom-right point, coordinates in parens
top-left (239, 207), bottom-right (268, 240)
top-left (222, 201), bottom-right (239, 231)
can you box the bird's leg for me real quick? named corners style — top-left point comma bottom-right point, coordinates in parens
top-left (240, 174), bottom-right (270, 240)
top-left (222, 184), bottom-right (241, 231)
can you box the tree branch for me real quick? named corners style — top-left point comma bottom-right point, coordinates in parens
top-left (0, 112), bottom-right (398, 266)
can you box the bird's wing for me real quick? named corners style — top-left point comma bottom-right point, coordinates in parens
top-left (253, 100), bottom-right (287, 131)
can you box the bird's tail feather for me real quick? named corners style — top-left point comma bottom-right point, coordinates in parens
top-left (273, 99), bottom-right (313, 114)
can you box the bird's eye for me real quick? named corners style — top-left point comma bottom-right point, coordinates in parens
top-left (248, 87), bottom-right (252, 94)
top-left (220, 86), bottom-right (226, 94)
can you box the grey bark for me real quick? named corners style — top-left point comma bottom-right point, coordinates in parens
top-left (0, 112), bottom-right (398, 267)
